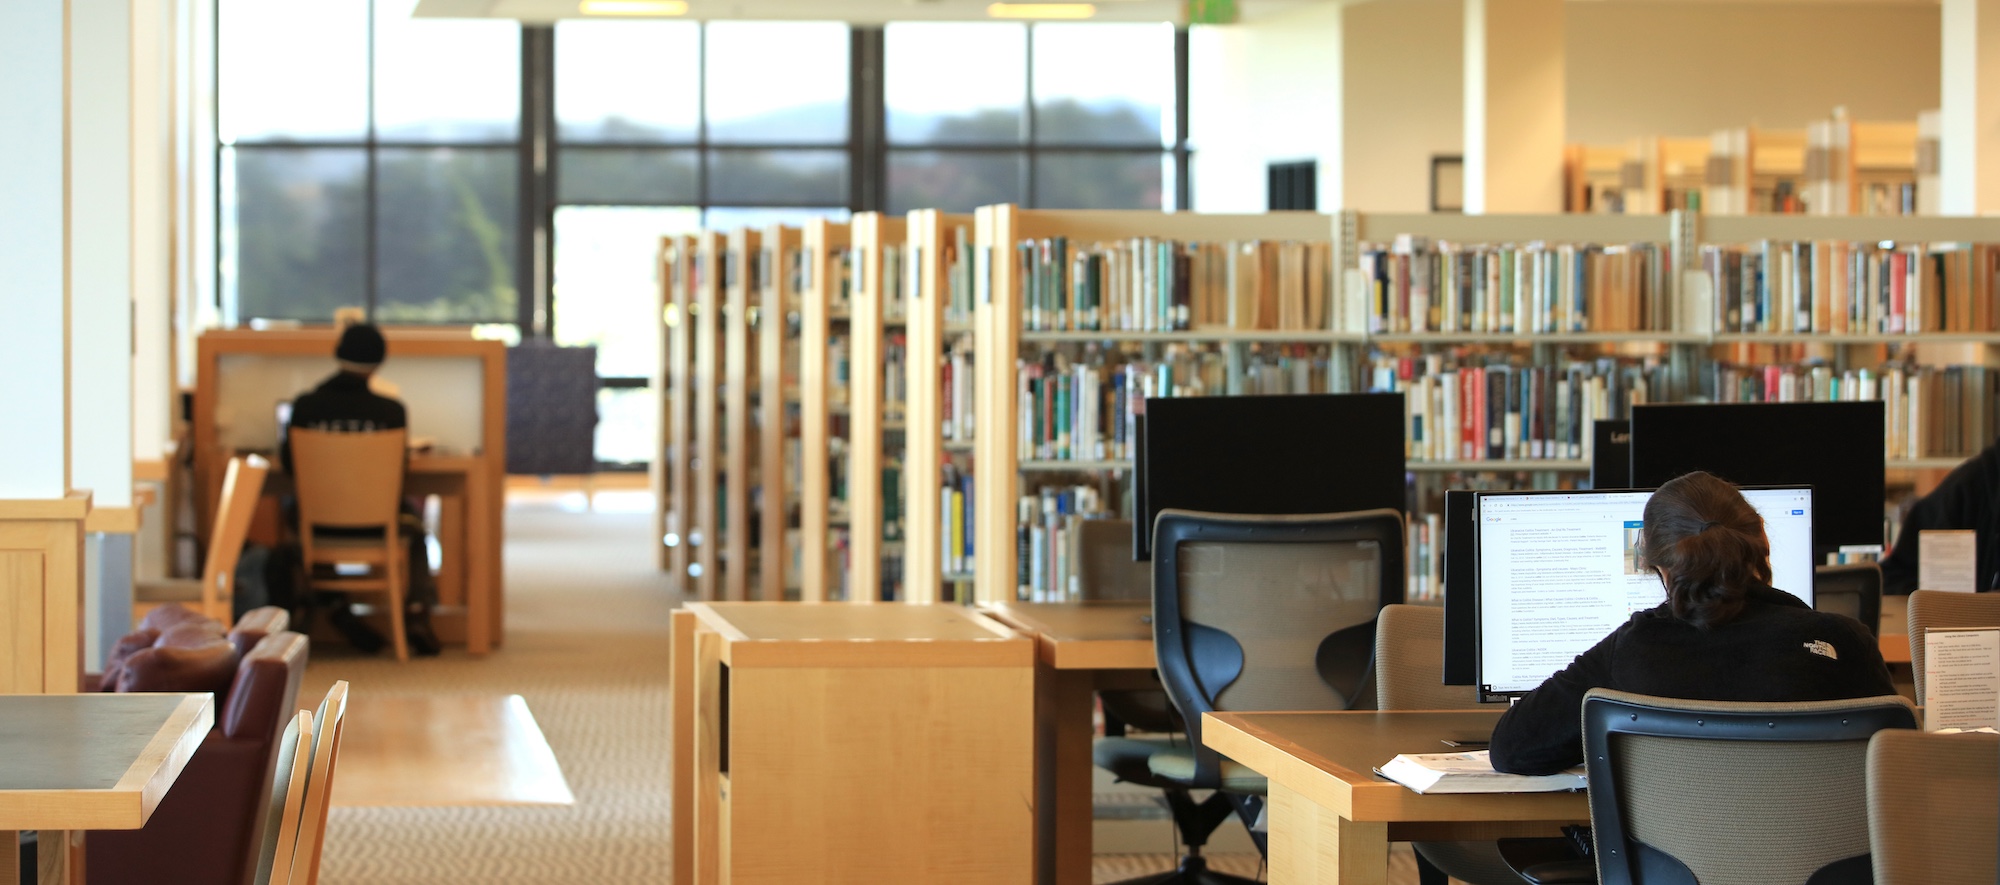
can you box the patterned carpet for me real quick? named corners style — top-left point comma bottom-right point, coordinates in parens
top-left (298, 491), bottom-right (1425, 883)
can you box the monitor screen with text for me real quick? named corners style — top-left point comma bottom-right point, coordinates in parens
top-left (1475, 486), bottom-right (1814, 698)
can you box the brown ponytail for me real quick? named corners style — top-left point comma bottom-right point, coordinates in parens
top-left (1639, 471), bottom-right (1772, 629)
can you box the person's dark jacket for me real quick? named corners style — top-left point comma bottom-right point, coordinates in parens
top-left (1488, 585), bottom-right (1894, 775)
top-left (280, 371), bottom-right (406, 474)
top-left (1880, 441), bottom-right (2000, 595)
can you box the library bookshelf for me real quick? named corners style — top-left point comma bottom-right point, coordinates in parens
top-left (691, 230), bottom-right (725, 600)
top-left (757, 224), bottom-right (804, 601)
top-left (902, 209), bottom-right (977, 605)
top-left (799, 218), bottom-right (851, 602)
top-left (658, 235), bottom-right (696, 591)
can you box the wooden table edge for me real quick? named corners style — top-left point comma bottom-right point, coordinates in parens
top-left (117, 693), bottom-right (215, 825)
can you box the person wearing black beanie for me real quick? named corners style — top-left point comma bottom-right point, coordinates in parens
top-left (280, 323), bottom-right (444, 656)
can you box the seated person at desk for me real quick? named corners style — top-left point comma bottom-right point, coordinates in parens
top-left (281, 323), bottom-right (442, 656)
top-left (1489, 471), bottom-right (1893, 775)
top-left (1880, 439), bottom-right (2000, 595)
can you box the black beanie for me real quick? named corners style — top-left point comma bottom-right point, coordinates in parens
top-left (335, 323), bottom-right (387, 366)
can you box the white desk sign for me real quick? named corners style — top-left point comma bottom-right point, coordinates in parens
top-left (1923, 627), bottom-right (2000, 732)
top-left (1918, 529), bottom-right (1979, 593)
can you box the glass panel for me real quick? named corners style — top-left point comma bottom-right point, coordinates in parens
top-left (704, 207), bottom-right (851, 230)
top-left (596, 387), bottom-right (657, 466)
top-left (373, 0), bottom-right (521, 142)
top-left (558, 148), bottom-right (700, 205)
top-left (218, 0), bottom-right (368, 143)
top-left (1034, 152), bottom-right (1164, 210)
top-left (704, 22), bottom-right (850, 144)
top-left (887, 150), bottom-right (1025, 214)
top-left (555, 20), bottom-right (701, 143)
top-left (1032, 23), bottom-right (1173, 147)
top-left (707, 150), bottom-right (847, 205)
top-left (552, 206), bottom-right (701, 378)
top-left (222, 147), bottom-right (369, 321)
top-left (885, 23), bottom-right (1026, 146)
top-left (374, 148), bottom-right (520, 323)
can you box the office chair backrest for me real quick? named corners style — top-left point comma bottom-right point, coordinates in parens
top-left (1581, 688), bottom-right (1917, 885)
top-left (1812, 563), bottom-right (1882, 637)
top-left (253, 710), bottom-right (313, 885)
top-left (1907, 589), bottom-right (2000, 705)
top-left (1078, 519), bottom-right (1149, 602)
top-left (1866, 729), bottom-right (2000, 885)
top-left (1151, 508), bottom-right (1403, 789)
top-left (1374, 603), bottom-right (1482, 711)
top-left (202, 454), bottom-right (271, 621)
top-left (288, 428), bottom-right (405, 532)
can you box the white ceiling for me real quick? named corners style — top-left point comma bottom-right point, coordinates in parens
top-left (411, 0), bottom-right (1320, 24)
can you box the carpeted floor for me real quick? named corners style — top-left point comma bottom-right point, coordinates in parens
top-left (298, 490), bottom-right (1423, 884)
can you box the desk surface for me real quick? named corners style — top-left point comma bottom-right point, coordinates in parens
top-left (685, 602), bottom-right (1030, 668)
top-left (0, 694), bottom-right (214, 830)
top-left (1204, 710), bottom-right (1590, 824)
top-left (335, 694), bottom-right (573, 808)
top-left (981, 600), bottom-right (1154, 670)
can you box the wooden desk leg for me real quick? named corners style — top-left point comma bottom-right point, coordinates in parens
top-left (1267, 783), bottom-right (1387, 885)
top-left (670, 611), bottom-right (696, 885)
top-left (433, 491), bottom-right (466, 610)
top-left (465, 465), bottom-right (493, 655)
top-left (2, 830), bottom-right (15, 885)
top-left (1035, 662), bottom-right (1095, 885)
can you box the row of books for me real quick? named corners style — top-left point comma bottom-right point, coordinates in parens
top-left (1366, 353), bottom-right (1675, 462)
top-left (1015, 485), bottom-right (1111, 602)
top-left (1359, 238), bottom-right (1675, 335)
top-left (1710, 362), bottom-right (2000, 459)
top-left (940, 463), bottom-right (975, 577)
top-left (1015, 237), bottom-right (1337, 333)
top-left (1015, 347), bottom-right (1228, 463)
top-left (1699, 240), bottom-right (2000, 335)
top-left (942, 341), bottom-right (975, 443)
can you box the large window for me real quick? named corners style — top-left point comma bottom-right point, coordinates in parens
top-left (219, 0), bottom-right (522, 324)
top-left (884, 22), bottom-right (1179, 213)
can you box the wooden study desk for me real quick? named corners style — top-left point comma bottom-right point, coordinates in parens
top-left (981, 600), bottom-right (1159, 885)
top-left (0, 693), bottom-right (215, 885)
top-left (669, 602), bottom-right (1035, 885)
top-left (1204, 710), bottom-right (1588, 885)
top-left (194, 329), bottom-right (505, 652)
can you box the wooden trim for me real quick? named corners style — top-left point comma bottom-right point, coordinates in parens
top-left (972, 205), bottom-right (1019, 605)
top-left (728, 637), bottom-right (1029, 669)
top-left (0, 492), bottom-right (91, 522)
top-left (664, 236), bottom-right (696, 589)
top-left (82, 506), bottom-right (139, 534)
top-left (131, 459), bottom-right (168, 482)
top-left (902, 211), bottom-right (945, 605)
top-left (724, 228), bottom-right (758, 602)
top-left (116, 693), bottom-right (214, 825)
top-left (693, 231), bottom-right (724, 602)
top-left (798, 220), bottom-right (851, 603)
top-left (670, 609), bottom-right (697, 885)
top-left (757, 226), bottom-right (801, 601)
top-left (0, 507), bottom-right (87, 694)
top-left (848, 213), bottom-right (890, 604)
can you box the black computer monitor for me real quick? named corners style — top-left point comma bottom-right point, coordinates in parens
top-left (1135, 393), bottom-right (1405, 560)
top-left (1470, 485), bottom-right (1816, 702)
top-left (1441, 489), bottom-right (1477, 685)
top-left (1590, 419), bottom-right (1630, 490)
top-left (1629, 401), bottom-right (1883, 557)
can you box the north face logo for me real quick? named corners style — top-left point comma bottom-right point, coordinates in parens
top-left (1804, 640), bottom-right (1837, 660)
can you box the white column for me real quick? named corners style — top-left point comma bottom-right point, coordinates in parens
top-left (1939, 0), bottom-right (2000, 215)
top-left (133, 0), bottom-right (175, 470)
top-left (1463, 0), bottom-right (1565, 214)
top-left (0, 0), bottom-right (71, 500)
top-left (1186, 4), bottom-right (1343, 211)
top-left (73, 0), bottom-right (135, 513)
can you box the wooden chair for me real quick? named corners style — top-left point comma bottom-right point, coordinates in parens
top-left (252, 710), bottom-right (314, 885)
top-left (290, 428), bottom-right (409, 662)
top-left (295, 681), bottom-right (350, 885)
top-left (136, 454), bottom-right (269, 624)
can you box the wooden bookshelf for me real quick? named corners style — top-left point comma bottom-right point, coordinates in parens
top-left (800, 218), bottom-right (851, 602)
top-left (658, 235), bottom-right (696, 592)
top-left (724, 227), bottom-right (759, 601)
top-left (758, 224), bottom-right (803, 601)
top-left (902, 209), bottom-right (976, 605)
top-left (692, 230), bottom-right (724, 601)
top-left (848, 212), bottom-right (904, 603)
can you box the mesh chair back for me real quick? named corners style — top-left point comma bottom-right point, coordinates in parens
top-left (1152, 508), bottom-right (1403, 789)
top-left (1582, 689), bottom-right (1916, 885)
top-left (288, 428), bottom-right (405, 532)
top-left (1866, 729), bottom-right (1999, 885)
top-left (1078, 519), bottom-right (1149, 602)
top-left (1812, 563), bottom-right (1882, 636)
top-left (1374, 604), bottom-right (1482, 711)
top-left (1907, 589), bottom-right (2000, 705)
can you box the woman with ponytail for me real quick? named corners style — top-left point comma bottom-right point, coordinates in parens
top-left (1489, 471), bottom-right (1894, 775)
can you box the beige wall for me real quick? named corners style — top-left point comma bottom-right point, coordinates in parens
top-left (1567, 2), bottom-right (1941, 145)
top-left (1195, 0), bottom-right (1943, 214)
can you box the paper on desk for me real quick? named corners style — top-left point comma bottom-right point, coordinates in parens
top-left (1924, 627), bottom-right (2000, 732)
top-left (1919, 529), bottom-right (1979, 593)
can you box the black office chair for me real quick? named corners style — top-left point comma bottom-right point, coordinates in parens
top-left (1569, 688), bottom-right (1916, 885)
top-left (1133, 508), bottom-right (1404, 884)
top-left (1813, 563), bottom-right (1883, 636)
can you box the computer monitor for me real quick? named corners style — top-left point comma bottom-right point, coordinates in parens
top-left (1629, 401), bottom-right (1883, 557)
top-left (1590, 419), bottom-right (1630, 489)
top-left (1441, 489), bottom-right (1477, 685)
top-left (1135, 393), bottom-right (1405, 560)
top-left (1472, 485), bottom-right (1815, 702)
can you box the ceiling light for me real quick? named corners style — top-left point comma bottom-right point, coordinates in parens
top-left (987, 3), bottom-right (1096, 19)
top-left (579, 0), bottom-right (688, 16)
